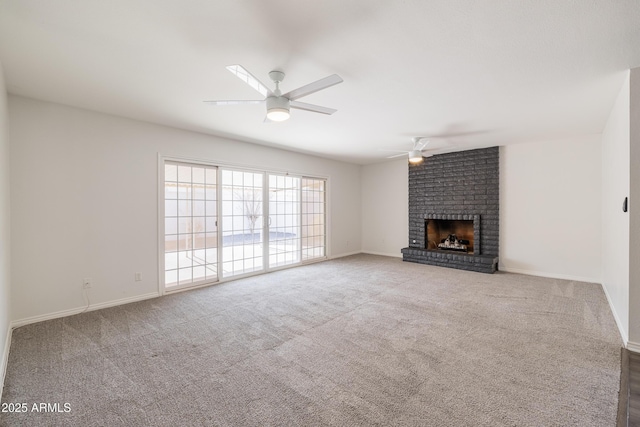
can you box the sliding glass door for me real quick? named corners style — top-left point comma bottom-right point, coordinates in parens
top-left (162, 160), bottom-right (326, 290)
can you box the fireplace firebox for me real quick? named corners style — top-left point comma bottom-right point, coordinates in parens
top-left (425, 215), bottom-right (480, 254)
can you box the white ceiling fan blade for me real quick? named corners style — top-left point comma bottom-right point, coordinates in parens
top-left (415, 139), bottom-right (430, 151)
top-left (378, 148), bottom-right (409, 153)
top-left (203, 100), bottom-right (264, 106)
top-left (226, 65), bottom-right (273, 97)
top-left (284, 74), bottom-right (343, 101)
top-left (387, 153), bottom-right (408, 159)
top-left (290, 101), bottom-right (337, 115)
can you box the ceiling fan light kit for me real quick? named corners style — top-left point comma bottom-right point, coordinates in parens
top-left (408, 149), bottom-right (424, 164)
top-left (205, 65), bottom-right (343, 122)
top-left (266, 96), bottom-right (290, 121)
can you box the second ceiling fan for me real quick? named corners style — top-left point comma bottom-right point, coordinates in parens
top-left (382, 137), bottom-right (445, 164)
top-left (205, 65), bottom-right (343, 122)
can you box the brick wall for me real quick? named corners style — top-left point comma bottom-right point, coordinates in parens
top-left (402, 146), bottom-right (499, 272)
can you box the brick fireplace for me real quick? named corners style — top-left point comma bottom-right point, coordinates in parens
top-left (401, 146), bottom-right (499, 273)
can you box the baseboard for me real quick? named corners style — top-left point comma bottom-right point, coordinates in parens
top-left (330, 250), bottom-right (362, 259)
top-left (361, 250), bottom-right (402, 258)
top-left (11, 292), bottom-right (160, 329)
top-left (601, 283), bottom-right (629, 347)
top-left (0, 323), bottom-right (12, 400)
top-left (627, 341), bottom-right (640, 353)
top-left (498, 266), bottom-right (600, 284)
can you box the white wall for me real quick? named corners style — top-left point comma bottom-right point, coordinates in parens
top-left (0, 60), bottom-right (11, 395)
top-left (601, 72), bottom-right (630, 344)
top-left (8, 96), bottom-right (361, 322)
top-left (499, 136), bottom-right (602, 282)
top-left (629, 68), bottom-right (640, 344)
top-left (361, 159), bottom-right (408, 257)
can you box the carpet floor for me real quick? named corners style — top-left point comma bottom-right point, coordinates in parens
top-left (0, 254), bottom-right (623, 426)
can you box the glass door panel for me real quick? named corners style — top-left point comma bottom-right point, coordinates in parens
top-left (164, 162), bottom-right (218, 290)
top-left (302, 178), bottom-right (326, 261)
top-left (221, 170), bottom-right (264, 277)
top-left (268, 174), bottom-right (301, 268)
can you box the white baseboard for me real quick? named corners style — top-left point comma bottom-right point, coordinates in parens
top-left (498, 266), bottom-right (600, 284)
top-left (627, 341), bottom-right (640, 353)
top-left (600, 283), bottom-right (629, 347)
top-left (361, 250), bottom-right (402, 258)
top-left (330, 250), bottom-right (362, 259)
top-left (11, 292), bottom-right (160, 329)
top-left (0, 323), bottom-right (12, 400)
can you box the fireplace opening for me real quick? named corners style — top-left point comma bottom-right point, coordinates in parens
top-left (425, 219), bottom-right (474, 254)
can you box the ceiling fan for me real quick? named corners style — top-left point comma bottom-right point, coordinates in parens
top-left (381, 137), bottom-right (445, 164)
top-left (204, 65), bottom-right (343, 122)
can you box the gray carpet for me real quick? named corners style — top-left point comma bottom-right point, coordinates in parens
top-left (0, 254), bottom-right (622, 426)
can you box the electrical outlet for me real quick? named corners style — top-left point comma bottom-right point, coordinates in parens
top-left (135, 272), bottom-right (142, 282)
top-left (82, 278), bottom-right (92, 289)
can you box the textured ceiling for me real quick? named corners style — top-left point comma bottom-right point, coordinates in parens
top-left (1, 0), bottom-right (639, 164)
